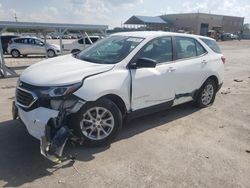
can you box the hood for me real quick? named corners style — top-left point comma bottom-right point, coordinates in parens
top-left (20, 54), bottom-right (115, 86)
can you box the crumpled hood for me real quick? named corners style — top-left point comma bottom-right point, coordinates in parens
top-left (20, 54), bottom-right (115, 86)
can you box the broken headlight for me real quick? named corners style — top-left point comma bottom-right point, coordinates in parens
top-left (48, 82), bottom-right (82, 97)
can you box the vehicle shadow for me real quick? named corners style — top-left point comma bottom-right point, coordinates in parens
top-left (0, 102), bottom-right (199, 187)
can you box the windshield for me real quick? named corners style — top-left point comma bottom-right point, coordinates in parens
top-left (75, 35), bottom-right (144, 64)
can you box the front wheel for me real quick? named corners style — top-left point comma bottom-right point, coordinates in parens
top-left (196, 79), bottom-right (217, 108)
top-left (47, 49), bottom-right (56, 58)
top-left (71, 98), bottom-right (123, 147)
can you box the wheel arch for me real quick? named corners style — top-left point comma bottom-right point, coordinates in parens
top-left (205, 75), bottom-right (219, 91)
top-left (98, 94), bottom-right (127, 117)
top-left (71, 49), bottom-right (80, 53)
top-left (193, 75), bottom-right (219, 100)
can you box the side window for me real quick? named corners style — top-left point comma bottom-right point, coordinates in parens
top-left (14, 39), bottom-right (21, 43)
top-left (28, 39), bottom-right (35, 45)
top-left (78, 39), bottom-right (83, 44)
top-left (175, 37), bottom-right (196, 59)
top-left (90, 37), bottom-right (99, 43)
top-left (85, 38), bottom-right (91, 45)
top-left (136, 37), bottom-right (173, 64)
top-left (34, 39), bottom-right (43, 46)
top-left (195, 40), bottom-right (207, 56)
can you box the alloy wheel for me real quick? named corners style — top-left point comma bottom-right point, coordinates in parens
top-left (201, 84), bottom-right (214, 105)
top-left (80, 107), bottom-right (115, 141)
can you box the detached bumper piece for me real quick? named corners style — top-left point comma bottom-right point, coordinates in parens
top-left (40, 111), bottom-right (71, 163)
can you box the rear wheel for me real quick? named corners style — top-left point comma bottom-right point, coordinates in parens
top-left (196, 79), bottom-right (217, 108)
top-left (47, 49), bottom-right (56, 57)
top-left (11, 49), bottom-right (20, 58)
top-left (71, 98), bottom-right (122, 147)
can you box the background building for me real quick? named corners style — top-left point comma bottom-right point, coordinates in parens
top-left (124, 15), bottom-right (170, 31)
top-left (161, 13), bottom-right (244, 35)
top-left (124, 13), bottom-right (244, 36)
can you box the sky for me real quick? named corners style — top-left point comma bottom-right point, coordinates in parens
top-left (0, 0), bottom-right (250, 28)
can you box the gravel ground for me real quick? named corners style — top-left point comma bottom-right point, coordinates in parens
top-left (0, 40), bottom-right (249, 188)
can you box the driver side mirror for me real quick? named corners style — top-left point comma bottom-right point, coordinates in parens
top-left (130, 58), bottom-right (157, 69)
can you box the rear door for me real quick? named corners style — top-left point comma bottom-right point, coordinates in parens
top-left (171, 36), bottom-right (208, 96)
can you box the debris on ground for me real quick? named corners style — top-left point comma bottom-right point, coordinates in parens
top-left (219, 125), bottom-right (225, 128)
top-left (234, 79), bottom-right (243, 82)
top-left (246, 150), bottom-right (250, 154)
top-left (221, 88), bottom-right (231, 95)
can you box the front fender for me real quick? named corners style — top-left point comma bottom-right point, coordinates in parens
top-left (73, 69), bottom-right (131, 110)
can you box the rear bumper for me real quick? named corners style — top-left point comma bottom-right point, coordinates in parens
top-left (17, 106), bottom-right (59, 139)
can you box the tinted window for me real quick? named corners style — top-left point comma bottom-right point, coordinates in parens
top-left (200, 38), bottom-right (221, 54)
top-left (14, 38), bottom-right (22, 43)
top-left (136, 37), bottom-right (173, 64)
top-left (14, 38), bottom-right (28, 44)
top-left (89, 37), bottom-right (99, 43)
top-left (176, 37), bottom-right (196, 59)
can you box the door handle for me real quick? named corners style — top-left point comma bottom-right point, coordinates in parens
top-left (167, 67), bottom-right (176, 72)
top-left (201, 60), bottom-right (208, 64)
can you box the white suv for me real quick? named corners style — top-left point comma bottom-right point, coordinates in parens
top-left (62, 36), bottom-right (100, 54)
top-left (13, 31), bottom-right (224, 156)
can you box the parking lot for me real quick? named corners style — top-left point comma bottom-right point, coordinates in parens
top-left (0, 40), bottom-right (250, 187)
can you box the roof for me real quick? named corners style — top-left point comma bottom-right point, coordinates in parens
top-left (112, 31), bottom-right (214, 40)
top-left (162, 12), bottom-right (244, 19)
top-left (0, 21), bottom-right (108, 32)
top-left (124, 16), bottom-right (167, 25)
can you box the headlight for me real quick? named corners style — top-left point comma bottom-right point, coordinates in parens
top-left (48, 82), bottom-right (82, 97)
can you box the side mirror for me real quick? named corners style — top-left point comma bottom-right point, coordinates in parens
top-left (130, 58), bottom-right (157, 69)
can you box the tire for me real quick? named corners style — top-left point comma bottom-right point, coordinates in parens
top-left (11, 49), bottom-right (20, 58)
top-left (71, 49), bottom-right (80, 54)
top-left (196, 79), bottom-right (217, 108)
top-left (47, 49), bottom-right (56, 57)
top-left (71, 98), bottom-right (123, 147)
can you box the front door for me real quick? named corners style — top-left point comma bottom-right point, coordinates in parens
top-left (130, 36), bottom-right (175, 110)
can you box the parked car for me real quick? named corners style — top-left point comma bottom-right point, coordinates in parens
top-left (62, 36), bottom-right (100, 53)
top-left (0, 35), bottom-right (19, 54)
top-left (220, 33), bottom-right (234, 41)
top-left (8, 37), bottom-right (61, 58)
top-left (13, 31), bottom-right (225, 159)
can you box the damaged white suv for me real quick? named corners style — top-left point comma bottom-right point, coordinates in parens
top-left (13, 31), bottom-right (224, 159)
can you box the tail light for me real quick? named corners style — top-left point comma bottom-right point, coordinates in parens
top-left (221, 56), bottom-right (226, 64)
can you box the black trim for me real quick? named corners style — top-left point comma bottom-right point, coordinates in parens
top-left (126, 100), bottom-right (174, 120)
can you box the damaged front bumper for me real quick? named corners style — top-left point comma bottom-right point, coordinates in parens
top-left (18, 106), bottom-right (59, 139)
top-left (14, 99), bottom-right (85, 162)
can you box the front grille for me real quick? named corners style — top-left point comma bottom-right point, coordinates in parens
top-left (16, 87), bottom-right (37, 108)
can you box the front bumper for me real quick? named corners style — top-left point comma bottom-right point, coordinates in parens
top-left (17, 105), bottom-right (59, 139)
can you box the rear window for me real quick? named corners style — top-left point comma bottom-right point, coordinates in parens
top-left (200, 38), bottom-right (221, 54)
